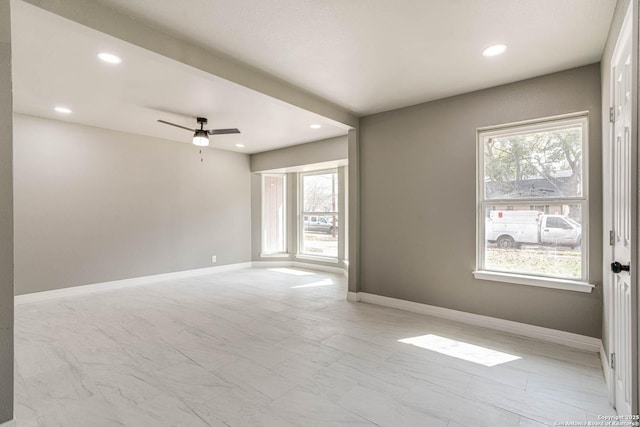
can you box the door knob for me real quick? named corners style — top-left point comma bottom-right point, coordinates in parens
top-left (611, 261), bottom-right (631, 273)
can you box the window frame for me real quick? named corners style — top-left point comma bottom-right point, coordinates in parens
top-left (298, 168), bottom-right (339, 260)
top-left (474, 113), bottom-right (594, 293)
top-left (260, 173), bottom-right (288, 257)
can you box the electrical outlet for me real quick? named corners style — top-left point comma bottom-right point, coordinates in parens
top-left (211, 255), bottom-right (217, 263)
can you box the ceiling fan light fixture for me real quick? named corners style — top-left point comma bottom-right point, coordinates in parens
top-left (193, 129), bottom-right (209, 147)
top-left (158, 117), bottom-right (240, 147)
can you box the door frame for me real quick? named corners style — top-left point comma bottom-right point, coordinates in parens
top-left (604, 0), bottom-right (638, 414)
top-left (634, 0), bottom-right (640, 414)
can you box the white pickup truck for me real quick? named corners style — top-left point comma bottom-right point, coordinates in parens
top-left (486, 210), bottom-right (581, 249)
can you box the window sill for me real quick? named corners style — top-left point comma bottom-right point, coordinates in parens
top-left (294, 254), bottom-right (339, 264)
top-left (472, 270), bottom-right (594, 293)
top-left (260, 253), bottom-right (290, 258)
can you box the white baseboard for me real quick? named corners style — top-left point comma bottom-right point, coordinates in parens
top-left (292, 261), bottom-right (345, 275)
top-left (352, 292), bottom-right (601, 353)
top-left (253, 260), bottom-right (348, 276)
top-left (0, 419), bottom-right (15, 427)
top-left (347, 291), bottom-right (360, 302)
top-left (15, 262), bottom-right (253, 304)
top-left (600, 344), bottom-right (614, 405)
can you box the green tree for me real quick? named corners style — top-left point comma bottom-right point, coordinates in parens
top-left (485, 127), bottom-right (581, 198)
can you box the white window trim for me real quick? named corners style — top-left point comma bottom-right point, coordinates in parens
top-left (261, 173), bottom-right (288, 256)
top-left (472, 270), bottom-right (594, 293)
top-left (476, 113), bottom-right (593, 292)
top-left (344, 166), bottom-right (349, 261)
top-left (259, 252), bottom-right (290, 258)
top-left (298, 169), bottom-right (340, 260)
top-left (294, 254), bottom-right (340, 264)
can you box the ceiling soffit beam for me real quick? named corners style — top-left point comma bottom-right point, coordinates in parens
top-left (20, 0), bottom-right (358, 129)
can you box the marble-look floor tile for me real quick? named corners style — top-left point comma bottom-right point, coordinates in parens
top-left (117, 393), bottom-right (215, 427)
top-left (124, 340), bottom-right (193, 372)
top-left (525, 372), bottom-right (615, 415)
top-left (519, 416), bottom-right (552, 427)
top-left (176, 336), bottom-right (239, 372)
top-left (399, 381), bottom-right (521, 427)
top-left (321, 334), bottom-right (393, 363)
top-left (217, 335), bottom-right (298, 369)
top-left (337, 385), bottom-right (448, 427)
top-left (86, 363), bottom-right (166, 408)
top-left (466, 377), bottom-right (587, 425)
top-left (25, 395), bottom-right (123, 427)
top-left (14, 267), bottom-right (614, 426)
top-left (214, 358), bottom-right (298, 401)
top-left (271, 355), bottom-right (358, 403)
top-left (154, 360), bottom-right (233, 401)
top-left (275, 334), bottom-right (347, 367)
top-left (270, 387), bottom-right (374, 426)
top-left (182, 384), bottom-right (275, 425)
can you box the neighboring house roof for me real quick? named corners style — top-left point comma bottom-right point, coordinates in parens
top-left (486, 176), bottom-right (577, 199)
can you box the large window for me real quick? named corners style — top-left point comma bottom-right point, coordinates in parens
top-left (476, 115), bottom-right (588, 284)
top-left (299, 170), bottom-right (339, 258)
top-left (262, 174), bottom-right (287, 255)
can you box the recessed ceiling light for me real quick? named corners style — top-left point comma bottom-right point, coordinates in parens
top-left (97, 52), bottom-right (122, 64)
top-left (235, 144), bottom-right (245, 148)
top-left (54, 106), bottom-right (72, 114)
top-left (310, 124), bottom-right (322, 129)
top-left (482, 44), bottom-right (507, 57)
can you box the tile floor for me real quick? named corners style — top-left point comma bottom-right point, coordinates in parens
top-left (14, 267), bottom-right (615, 426)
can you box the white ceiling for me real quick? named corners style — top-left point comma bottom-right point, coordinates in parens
top-left (10, 1), bottom-right (349, 154)
top-left (91, 0), bottom-right (616, 115)
top-left (12, 0), bottom-right (617, 154)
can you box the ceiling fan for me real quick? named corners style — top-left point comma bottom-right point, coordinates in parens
top-left (158, 117), bottom-right (240, 147)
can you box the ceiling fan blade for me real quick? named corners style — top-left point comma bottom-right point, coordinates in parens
top-left (208, 128), bottom-right (241, 135)
top-left (157, 119), bottom-right (195, 132)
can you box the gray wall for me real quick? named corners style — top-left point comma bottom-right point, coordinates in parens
top-left (359, 64), bottom-right (603, 338)
top-left (0, 0), bottom-right (13, 422)
top-left (14, 114), bottom-right (252, 295)
top-left (251, 136), bottom-right (347, 173)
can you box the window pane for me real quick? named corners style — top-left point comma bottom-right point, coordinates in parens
top-left (301, 215), bottom-right (338, 257)
top-left (262, 174), bottom-right (286, 254)
top-left (484, 205), bottom-right (583, 279)
top-left (302, 173), bottom-right (339, 213)
top-left (301, 171), bottom-right (338, 257)
top-left (484, 125), bottom-right (583, 199)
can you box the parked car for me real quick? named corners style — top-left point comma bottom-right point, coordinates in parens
top-left (303, 216), bottom-right (338, 234)
top-left (486, 210), bottom-right (581, 249)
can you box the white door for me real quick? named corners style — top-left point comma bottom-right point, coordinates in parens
top-left (609, 1), bottom-right (634, 415)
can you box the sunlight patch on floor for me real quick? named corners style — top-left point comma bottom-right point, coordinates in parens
top-left (269, 268), bottom-right (315, 276)
top-left (398, 334), bottom-right (521, 367)
top-left (291, 279), bottom-right (334, 289)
